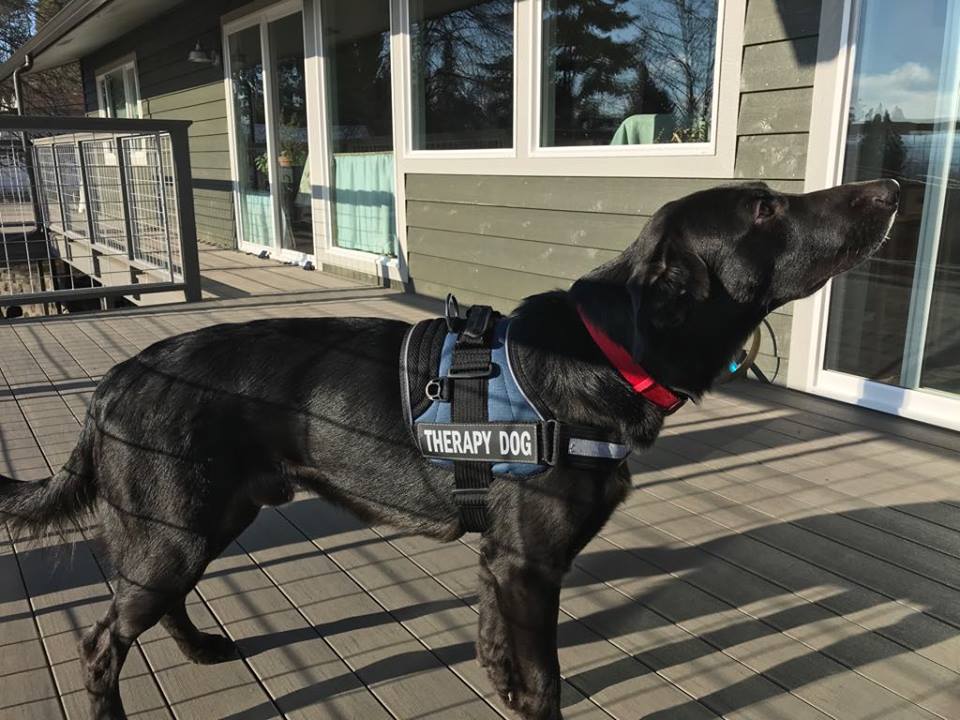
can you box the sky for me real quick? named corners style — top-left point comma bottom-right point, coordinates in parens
top-left (851, 0), bottom-right (957, 124)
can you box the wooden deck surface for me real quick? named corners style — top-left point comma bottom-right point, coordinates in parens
top-left (2, 250), bottom-right (959, 720)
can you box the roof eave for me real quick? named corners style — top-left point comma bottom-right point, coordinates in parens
top-left (0, 0), bottom-right (114, 83)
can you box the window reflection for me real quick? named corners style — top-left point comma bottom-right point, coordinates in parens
top-left (540, 0), bottom-right (718, 147)
top-left (410, 0), bottom-right (514, 150)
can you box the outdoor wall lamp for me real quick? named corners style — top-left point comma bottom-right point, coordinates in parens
top-left (188, 41), bottom-right (220, 66)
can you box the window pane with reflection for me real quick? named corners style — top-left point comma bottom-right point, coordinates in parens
top-left (410, 0), bottom-right (514, 150)
top-left (540, 0), bottom-right (718, 147)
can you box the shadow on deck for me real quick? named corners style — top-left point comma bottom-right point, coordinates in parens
top-left (1, 272), bottom-right (959, 720)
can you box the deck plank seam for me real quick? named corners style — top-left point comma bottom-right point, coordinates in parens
top-left (595, 523), bottom-right (951, 719)
top-left (369, 526), bottom-right (620, 720)
top-left (273, 505), bottom-right (510, 720)
top-left (631, 441), bottom-right (960, 598)
top-left (228, 530), bottom-right (401, 720)
top-left (619, 488), bottom-right (960, 678)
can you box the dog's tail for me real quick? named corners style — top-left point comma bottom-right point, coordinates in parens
top-left (0, 420), bottom-right (97, 540)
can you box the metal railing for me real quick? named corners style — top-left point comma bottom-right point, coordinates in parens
top-left (0, 115), bottom-right (201, 311)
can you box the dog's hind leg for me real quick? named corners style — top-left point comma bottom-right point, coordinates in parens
top-left (80, 577), bottom-right (177, 720)
top-left (161, 595), bottom-right (238, 664)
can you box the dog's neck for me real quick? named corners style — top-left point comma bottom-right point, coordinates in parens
top-left (510, 284), bottom-right (759, 447)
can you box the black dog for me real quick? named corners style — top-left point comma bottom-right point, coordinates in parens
top-left (0, 179), bottom-right (898, 720)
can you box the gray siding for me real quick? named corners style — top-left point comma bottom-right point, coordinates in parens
top-left (407, 0), bottom-right (821, 385)
top-left (81, 1), bottom-right (252, 249)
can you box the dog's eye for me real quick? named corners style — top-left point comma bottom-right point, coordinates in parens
top-left (754, 199), bottom-right (775, 222)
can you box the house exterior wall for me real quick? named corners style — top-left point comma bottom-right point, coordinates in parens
top-left (80, 1), bottom-right (255, 249)
top-left (406, 0), bottom-right (820, 386)
top-left (77, 0), bottom-right (820, 385)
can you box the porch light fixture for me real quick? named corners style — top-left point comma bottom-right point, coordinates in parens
top-left (188, 41), bottom-right (220, 66)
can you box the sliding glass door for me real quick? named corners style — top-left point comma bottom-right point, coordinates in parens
top-left (820, 0), bottom-right (960, 421)
top-left (226, 2), bottom-right (313, 259)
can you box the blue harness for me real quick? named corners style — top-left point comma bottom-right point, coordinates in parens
top-left (413, 319), bottom-right (548, 476)
top-left (400, 300), bottom-right (631, 531)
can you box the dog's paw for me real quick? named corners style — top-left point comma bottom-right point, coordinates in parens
top-left (180, 632), bottom-right (239, 664)
top-left (477, 622), bottom-right (520, 711)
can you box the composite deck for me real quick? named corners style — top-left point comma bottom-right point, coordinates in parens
top-left (1, 251), bottom-right (959, 720)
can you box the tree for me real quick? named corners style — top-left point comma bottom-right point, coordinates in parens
top-left (0, 0), bottom-right (84, 115)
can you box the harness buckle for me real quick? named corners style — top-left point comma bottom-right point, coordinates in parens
top-left (447, 364), bottom-right (493, 380)
top-left (462, 305), bottom-right (494, 341)
top-left (542, 419), bottom-right (560, 466)
top-left (425, 378), bottom-right (450, 402)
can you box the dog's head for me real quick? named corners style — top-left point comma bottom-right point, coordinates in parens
top-left (572, 180), bottom-right (898, 391)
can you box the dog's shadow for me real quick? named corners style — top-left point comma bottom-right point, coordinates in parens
top-left (9, 498), bottom-right (959, 718)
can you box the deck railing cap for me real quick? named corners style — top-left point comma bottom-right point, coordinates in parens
top-left (0, 115), bottom-right (192, 133)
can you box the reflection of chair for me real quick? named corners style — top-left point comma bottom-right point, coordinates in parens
top-left (610, 114), bottom-right (675, 145)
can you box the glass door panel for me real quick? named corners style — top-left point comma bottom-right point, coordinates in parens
top-left (823, 0), bottom-right (960, 399)
top-left (321, 0), bottom-right (397, 256)
top-left (268, 11), bottom-right (312, 255)
top-left (228, 24), bottom-right (274, 249)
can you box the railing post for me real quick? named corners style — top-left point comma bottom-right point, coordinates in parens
top-left (21, 130), bottom-right (44, 231)
top-left (114, 136), bottom-right (136, 262)
top-left (51, 143), bottom-right (67, 232)
top-left (76, 139), bottom-right (97, 244)
top-left (168, 125), bottom-right (201, 302)
top-left (153, 132), bottom-right (175, 283)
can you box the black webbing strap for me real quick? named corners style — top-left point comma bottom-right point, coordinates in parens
top-left (450, 305), bottom-right (495, 532)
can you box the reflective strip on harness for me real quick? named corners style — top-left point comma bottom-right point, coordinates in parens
top-left (417, 422), bottom-right (541, 464)
top-left (568, 437), bottom-right (630, 461)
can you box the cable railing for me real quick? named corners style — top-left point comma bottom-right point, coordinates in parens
top-left (0, 115), bottom-right (201, 313)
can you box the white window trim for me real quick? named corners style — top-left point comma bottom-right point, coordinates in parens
top-left (393, 0), bottom-right (745, 177)
top-left (95, 54), bottom-right (142, 119)
top-left (789, 0), bottom-right (960, 432)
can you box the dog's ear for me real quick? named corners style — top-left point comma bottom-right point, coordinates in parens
top-left (628, 233), bottom-right (710, 330)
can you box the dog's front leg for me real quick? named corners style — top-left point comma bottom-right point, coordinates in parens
top-left (477, 541), bottom-right (563, 720)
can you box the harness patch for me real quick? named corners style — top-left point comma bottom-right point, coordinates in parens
top-left (417, 422), bottom-right (540, 463)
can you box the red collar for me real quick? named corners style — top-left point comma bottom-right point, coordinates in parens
top-left (576, 306), bottom-right (686, 414)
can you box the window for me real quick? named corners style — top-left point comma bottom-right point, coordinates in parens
top-left (97, 59), bottom-right (141, 119)
top-left (409, 0), bottom-right (514, 150)
top-left (539, 0), bottom-right (719, 147)
top-left (322, 0), bottom-right (398, 255)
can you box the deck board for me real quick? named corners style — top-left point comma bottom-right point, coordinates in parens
top-left (1, 247), bottom-right (959, 719)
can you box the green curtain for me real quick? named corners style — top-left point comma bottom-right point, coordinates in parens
top-left (332, 151), bottom-right (397, 255)
top-left (239, 191), bottom-right (274, 247)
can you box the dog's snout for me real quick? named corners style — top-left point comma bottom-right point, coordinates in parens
top-left (855, 179), bottom-right (900, 210)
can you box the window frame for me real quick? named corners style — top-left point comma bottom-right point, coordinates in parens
top-left (394, 0), bottom-right (745, 177)
top-left (95, 55), bottom-right (142, 119)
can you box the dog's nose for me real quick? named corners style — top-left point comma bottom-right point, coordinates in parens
top-left (859, 178), bottom-right (900, 210)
